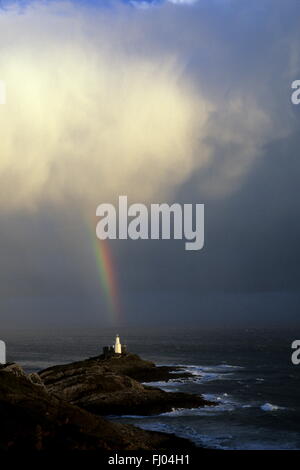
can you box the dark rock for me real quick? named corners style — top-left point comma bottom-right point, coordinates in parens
top-left (39, 354), bottom-right (215, 416)
top-left (96, 354), bottom-right (193, 382)
top-left (28, 372), bottom-right (47, 388)
top-left (0, 363), bottom-right (195, 451)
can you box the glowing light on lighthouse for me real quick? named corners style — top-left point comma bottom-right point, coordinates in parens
top-left (114, 334), bottom-right (122, 354)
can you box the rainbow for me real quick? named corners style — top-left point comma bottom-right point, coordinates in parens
top-left (91, 229), bottom-right (121, 324)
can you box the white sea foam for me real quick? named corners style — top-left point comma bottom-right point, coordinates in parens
top-left (142, 380), bottom-right (182, 388)
top-left (112, 405), bottom-right (234, 419)
top-left (178, 364), bottom-right (243, 381)
top-left (175, 363), bottom-right (243, 371)
top-left (261, 403), bottom-right (280, 412)
top-left (143, 363), bottom-right (242, 389)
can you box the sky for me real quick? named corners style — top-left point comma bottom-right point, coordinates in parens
top-left (0, 0), bottom-right (300, 329)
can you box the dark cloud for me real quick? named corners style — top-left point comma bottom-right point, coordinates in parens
top-left (1, 0), bottom-right (300, 328)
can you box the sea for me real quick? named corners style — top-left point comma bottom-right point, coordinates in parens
top-left (3, 327), bottom-right (300, 450)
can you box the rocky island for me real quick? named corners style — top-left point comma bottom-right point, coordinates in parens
top-left (39, 353), bottom-right (214, 416)
top-left (0, 352), bottom-right (215, 451)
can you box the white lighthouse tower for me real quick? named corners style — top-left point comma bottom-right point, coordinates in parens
top-left (114, 334), bottom-right (122, 354)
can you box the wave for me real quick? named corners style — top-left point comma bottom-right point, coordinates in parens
top-left (176, 364), bottom-right (243, 381)
top-left (115, 394), bottom-right (244, 420)
top-left (174, 363), bottom-right (244, 371)
top-left (144, 363), bottom-right (242, 389)
top-left (119, 420), bottom-right (249, 450)
top-left (261, 403), bottom-right (283, 412)
top-left (143, 380), bottom-right (182, 389)
top-left (142, 374), bottom-right (219, 388)
top-left (116, 394), bottom-right (289, 421)
top-left (115, 419), bottom-right (298, 450)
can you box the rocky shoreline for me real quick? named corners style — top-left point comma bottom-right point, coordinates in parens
top-left (0, 354), bottom-right (215, 450)
top-left (39, 353), bottom-right (214, 416)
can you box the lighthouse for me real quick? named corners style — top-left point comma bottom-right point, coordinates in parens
top-left (114, 334), bottom-right (122, 354)
top-left (102, 335), bottom-right (127, 358)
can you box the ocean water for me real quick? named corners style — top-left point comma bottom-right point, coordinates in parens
top-left (2, 327), bottom-right (300, 450)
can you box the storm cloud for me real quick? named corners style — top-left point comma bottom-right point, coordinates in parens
top-left (0, 0), bottom-right (299, 328)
